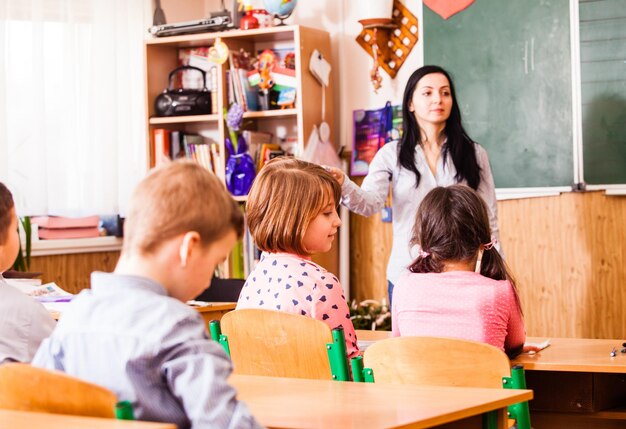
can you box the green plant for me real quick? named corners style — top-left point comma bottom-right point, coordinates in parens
top-left (11, 216), bottom-right (32, 272)
top-left (349, 299), bottom-right (391, 331)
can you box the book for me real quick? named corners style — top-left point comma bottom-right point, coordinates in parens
top-left (182, 133), bottom-right (203, 159)
top-left (271, 66), bottom-right (297, 90)
top-left (238, 68), bottom-right (259, 111)
top-left (30, 215), bottom-right (100, 229)
top-left (38, 227), bottom-right (101, 240)
top-left (257, 143), bottom-right (280, 170)
top-left (170, 131), bottom-right (184, 159)
top-left (523, 339), bottom-right (551, 354)
top-left (210, 143), bottom-right (222, 179)
top-left (243, 130), bottom-right (272, 164)
top-left (153, 128), bottom-right (171, 166)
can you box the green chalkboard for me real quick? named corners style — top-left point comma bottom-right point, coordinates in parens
top-left (424, 0), bottom-right (574, 188)
top-left (579, 0), bottom-right (626, 185)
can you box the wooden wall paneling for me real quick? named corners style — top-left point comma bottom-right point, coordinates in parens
top-left (498, 192), bottom-right (626, 339)
top-left (29, 252), bottom-right (120, 294)
top-left (349, 177), bottom-right (392, 303)
top-left (581, 192), bottom-right (626, 338)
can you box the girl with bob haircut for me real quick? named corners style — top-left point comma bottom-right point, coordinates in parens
top-left (237, 157), bottom-right (360, 358)
top-left (392, 185), bottom-right (533, 358)
top-left (327, 65), bottom-right (501, 307)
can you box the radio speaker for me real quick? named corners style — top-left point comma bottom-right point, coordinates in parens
top-left (154, 66), bottom-right (212, 117)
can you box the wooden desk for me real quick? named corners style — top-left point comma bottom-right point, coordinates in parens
top-left (0, 409), bottom-right (175, 429)
top-left (357, 329), bottom-right (393, 341)
top-left (357, 329), bottom-right (392, 351)
top-left (512, 337), bottom-right (626, 429)
top-left (230, 374), bottom-right (532, 429)
top-left (50, 302), bottom-right (236, 324)
top-left (192, 302), bottom-right (236, 325)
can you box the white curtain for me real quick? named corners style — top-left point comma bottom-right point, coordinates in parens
top-left (0, 0), bottom-right (147, 217)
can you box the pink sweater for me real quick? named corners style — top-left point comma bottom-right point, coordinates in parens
top-left (237, 252), bottom-right (360, 358)
top-left (392, 271), bottom-right (525, 353)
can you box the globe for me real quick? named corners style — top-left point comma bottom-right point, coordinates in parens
top-left (264, 0), bottom-right (298, 24)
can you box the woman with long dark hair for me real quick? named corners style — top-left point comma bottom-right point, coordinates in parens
top-left (329, 65), bottom-right (501, 306)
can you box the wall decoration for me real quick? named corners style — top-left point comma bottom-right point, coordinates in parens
top-left (355, 0), bottom-right (419, 87)
top-left (423, 0), bottom-right (475, 20)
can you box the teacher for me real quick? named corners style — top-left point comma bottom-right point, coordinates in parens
top-left (328, 65), bottom-right (501, 306)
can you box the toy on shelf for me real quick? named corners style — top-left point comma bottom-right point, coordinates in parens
top-left (240, 5), bottom-right (260, 30)
top-left (247, 49), bottom-right (296, 110)
top-left (208, 38), bottom-right (229, 65)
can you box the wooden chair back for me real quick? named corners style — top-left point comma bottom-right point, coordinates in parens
top-left (364, 336), bottom-right (512, 388)
top-left (0, 363), bottom-right (117, 418)
top-left (220, 309), bottom-right (333, 379)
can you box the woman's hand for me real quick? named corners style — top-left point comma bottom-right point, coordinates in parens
top-left (324, 166), bottom-right (345, 186)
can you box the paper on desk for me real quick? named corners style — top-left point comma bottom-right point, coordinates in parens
top-left (357, 340), bottom-right (376, 352)
top-left (5, 280), bottom-right (73, 302)
top-left (524, 339), bottom-right (551, 353)
top-left (186, 300), bottom-right (213, 307)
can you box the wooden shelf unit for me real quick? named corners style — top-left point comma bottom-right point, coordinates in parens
top-left (144, 25), bottom-right (338, 276)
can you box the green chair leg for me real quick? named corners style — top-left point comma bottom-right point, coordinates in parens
top-left (208, 320), bottom-right (231, 357)
top-left (326, 327), bottom-right (350, 381)
top-left (115, 400), bottom-right (135, 420)
top-left (502, 364), bottom-right (531, 429)
top-left (350, 356), bottom-right (375, 383)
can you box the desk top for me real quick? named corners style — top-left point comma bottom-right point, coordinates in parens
top-left (0, 410), bottom-right (175, 429)
top-left (50, 302), bottom-right (237, 321)
top-left (230, 374), bottom-right (532, 429)
top-left (512, 337), bottom-right (626, 373)
top-left (190, 302), bottom-right (236, 314)
top-left (357, 329), bottom-right (393, 341)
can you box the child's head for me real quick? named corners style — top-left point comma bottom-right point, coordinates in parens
top-left (409, 185), bottom-right (509, 281)
top-left (122, 161), bottom-right (243, 299)
top-left (0, 183), bottom-right (19, 273)
top-left (246, 157), bottom-right (342, 256)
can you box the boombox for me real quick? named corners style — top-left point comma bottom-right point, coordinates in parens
top-left (154, 66), bottom-right (212, 117)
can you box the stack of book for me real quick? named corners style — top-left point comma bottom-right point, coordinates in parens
top-left (152, 130), bottom-right (222, 174)
top-left (31, 215), bottom-right (101, 240)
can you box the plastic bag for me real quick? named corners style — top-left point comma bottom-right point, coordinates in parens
top-left (225, 136), bottom-right (256, 196)
top-left (301, 124), bottom-right (342, 169)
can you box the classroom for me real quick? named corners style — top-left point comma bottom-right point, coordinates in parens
top-left (1, 0), bottom-right (625, 428)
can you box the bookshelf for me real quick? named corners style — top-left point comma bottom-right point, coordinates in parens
top-left (144, 25), bottom-right (338, 277)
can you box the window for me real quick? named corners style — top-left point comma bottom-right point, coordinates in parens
top-left (0, 0), bottom-right (147, 216)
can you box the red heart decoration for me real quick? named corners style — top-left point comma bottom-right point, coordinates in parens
top-left (424, 0), bottom-right (475, 20)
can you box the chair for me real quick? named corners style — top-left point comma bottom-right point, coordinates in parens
top-left (364, 337), bottom-right (531, 429)
top-left (218, 309), bottom-right (351, 380)
top-left (0, 363), bottom-right (131, 419)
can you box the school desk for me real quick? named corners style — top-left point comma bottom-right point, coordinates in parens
top-left (356, 329), bottom-right (392, 351)
top-left (229, 374), bottom-right (532, 429)
top-left (0, 409), bottom-right (175, 429)
top-left (190, 302), bottom-right (236, 325)
top-left (49, 302), bottom-right (236, 323)
top-left (511, 337), bottom-right (626, 429)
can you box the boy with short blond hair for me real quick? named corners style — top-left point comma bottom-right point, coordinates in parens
top-left (33, 162), bottom-right (262, 429)
top-left (0, 182), bottom-right (55, 364)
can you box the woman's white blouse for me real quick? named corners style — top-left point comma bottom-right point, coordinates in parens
top-left (341, 140), bottom-right (501, 285)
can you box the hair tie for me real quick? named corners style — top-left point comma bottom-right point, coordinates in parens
top-left (418, 249), bottom-right (430, 258)
top-left (483, 239), bottom-right (497, 250)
